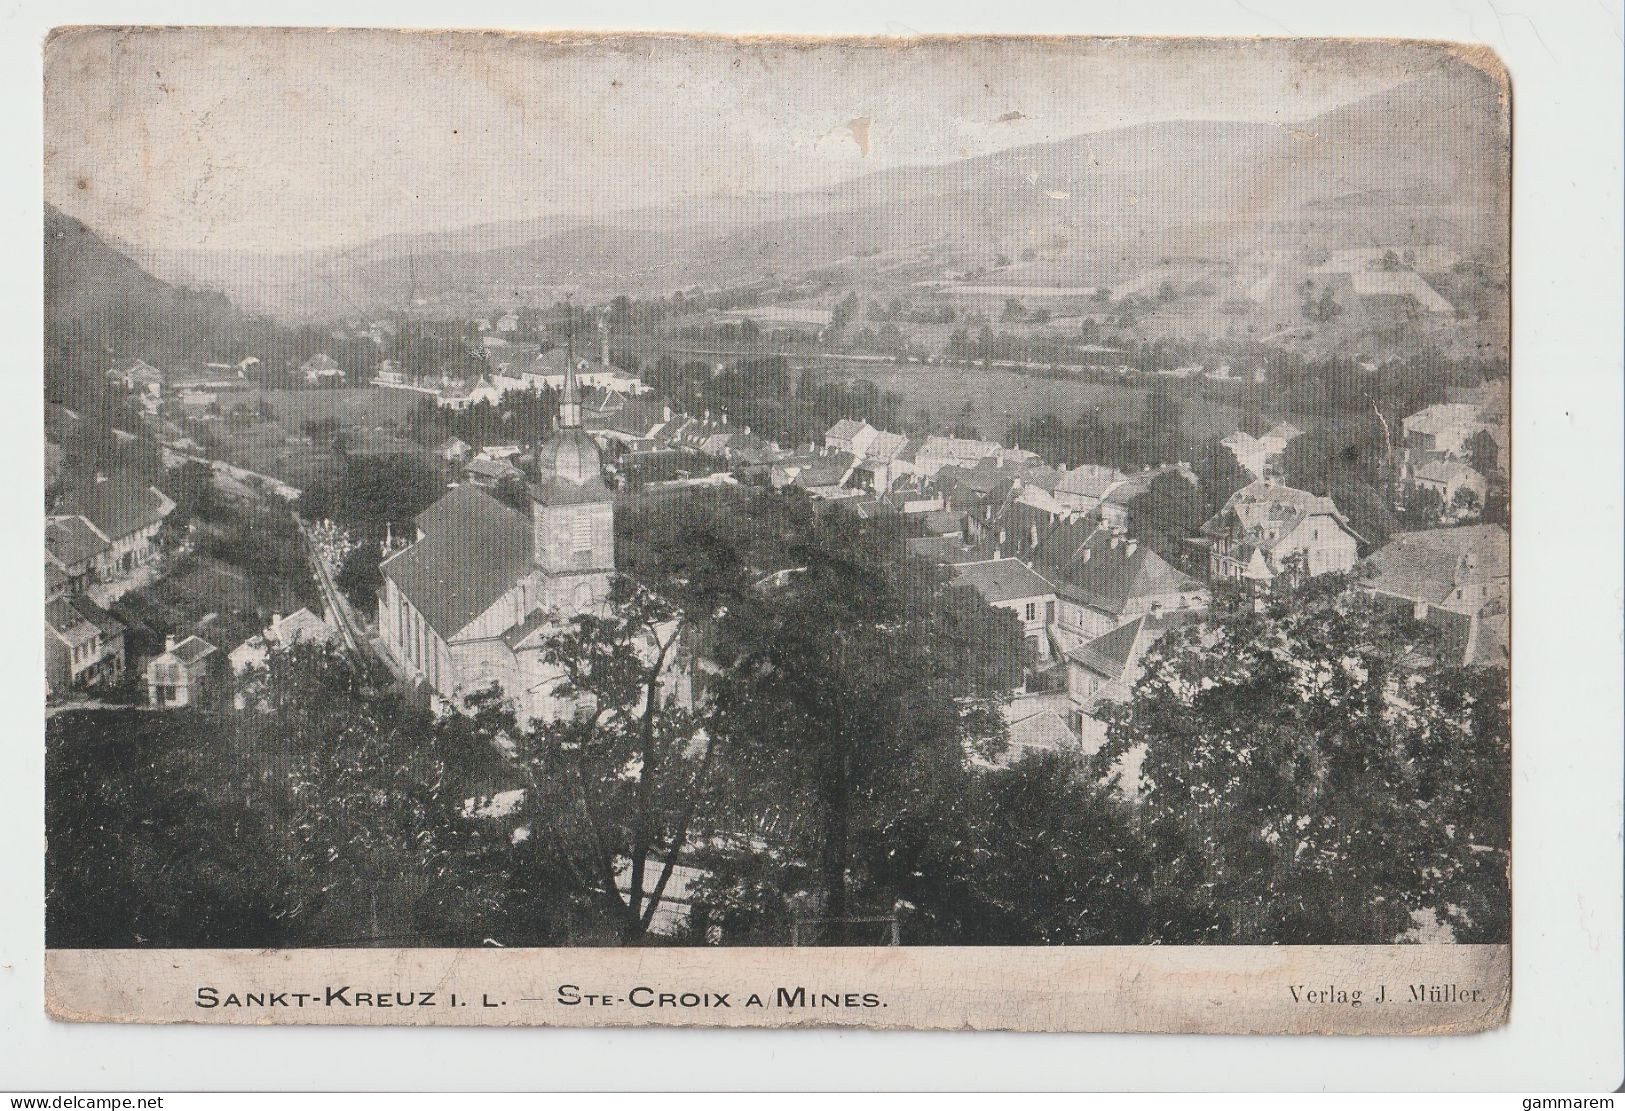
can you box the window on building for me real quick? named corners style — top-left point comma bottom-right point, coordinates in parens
top-left (1045, 601), bottom-right (1055, 623)
top-left (1024, 602), bottom-right (1036, 622)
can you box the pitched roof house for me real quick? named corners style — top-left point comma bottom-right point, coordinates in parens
top-left (952, 557), bottom-right (1059, 662)
top-left (1413, 460), bottom-right (1488, 511)
top-left (912, 435), bottom-right (1001, 477)
top-left (54, 477), bottom-right (176, 582)
top-left (1198, 478), bottom-right (1363, 583)
top-left (1359, 525), bottom-right (1509, 667)
top-left (1025, 520), bottom-right (1208, 638)
top-left (1403, 403), bottom-right (1488, 459)
top-left (1052, 464), bottom-right (1127, 511)
top-left (462, 455), bottom-right (524, 486)
top-left (45, 595), bottom-right (126, 693)
top-left (146, 634), bottom-right (217, 707)
top-left (824, 419), bottom-right (878, 457)
top-left (1066, 606), bottom-right (1204, 702)
top-left (437, 437), bottom-right (473, 463)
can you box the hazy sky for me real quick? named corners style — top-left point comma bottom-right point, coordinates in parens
top-left (44, 29), bottom-right (1439, 253)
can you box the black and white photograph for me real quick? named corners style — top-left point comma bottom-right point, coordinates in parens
top-left (40, 27), bottom-right (1512, 1031)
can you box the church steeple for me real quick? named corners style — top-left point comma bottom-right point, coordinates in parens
top-left (532, 301), bottom-right (602, 489)
top-left (560, 328), bottom-right (582, 429)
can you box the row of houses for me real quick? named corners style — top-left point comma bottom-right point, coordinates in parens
top-left (109, 354), bottom-right (346, 392)
top-left (45, 473), bottom-right (176, 594)
top-left (878, 408), bottom-right (1507, 789)
top-left (378, 339), bottom-right (651, 411)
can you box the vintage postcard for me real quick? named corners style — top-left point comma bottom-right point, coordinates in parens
top-left (41, 28), bottom-right (1510, 1033)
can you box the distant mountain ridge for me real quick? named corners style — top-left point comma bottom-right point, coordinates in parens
top-left (102, 65), bottom-right (1507, 320)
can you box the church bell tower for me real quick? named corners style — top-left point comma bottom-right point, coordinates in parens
top-left (531, 325), bottom-right (614, 613)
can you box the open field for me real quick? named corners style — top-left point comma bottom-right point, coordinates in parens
top-left (205, 390), bottom-right (432, 487)
top-left (247, 387), bottom-right (423, 429)
top-left (802, 359), bottom-right (1277, 443)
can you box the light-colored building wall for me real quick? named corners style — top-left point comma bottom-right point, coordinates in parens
top-left (1278, 515), bottom-right (1361, 577)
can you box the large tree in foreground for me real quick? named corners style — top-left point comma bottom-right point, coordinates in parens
top-left (236, 642), bottom-right (513, 946)
top-left (514, 577), bottom-right (720, 944)
top-left (1096, 575), bottom-right (1510, 944)
top-left (499, 486), bottom-right (793, 944)
top-left (706, 506), bottom-right (1017, 941)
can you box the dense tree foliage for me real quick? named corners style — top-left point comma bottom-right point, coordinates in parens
top-left (704, 505), bottom-right (1015, 938)
top-left (1095, 575), bottom-right (1510, 943)
top-left (1279, 420), bottom-right (1401, 551)
top-left (301, 454), bottom-right (446, 537)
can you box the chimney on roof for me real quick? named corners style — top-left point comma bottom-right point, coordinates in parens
top-left (164, 635), bottom-right (177, 653)
top-left (662, 405), bottom-right (672, 421)
top-left (721, 411), bottom-right (728, 425)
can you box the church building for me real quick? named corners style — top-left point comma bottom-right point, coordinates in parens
top-left (378, 357), bottom-right (617, 723)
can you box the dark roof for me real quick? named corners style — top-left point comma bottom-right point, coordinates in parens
top-left (1066, 616), bottom-right (1145, 679)
top-left (953, 558), bottom-right (1056, 604)
top-left (61, 477), bottom-right (173, 542)
top-left (1066, 610), bottom-right (1203, 679)
top-left (1362, 525), bottom-right (1508, 607)
top-left (383, 487), bottom-right (532, 638)
top-left (46, 515), bottom-right (110, 568)
top-left (463, 456), bottom-right (523, 480)
top-left (906, 535), bottom-right (997, 565)
top-left (501, 608), bottom-right (554, 650)
top-left (414, 483), bottom-right (499, 534)
top-left (167, 634), bottom-right (216, 665)
top-left (45, 598), bottom-right (97, 644)
top-left (790, 457), bottom-right (854, 489)
top-left (70, 596), bottom-right (126, 640)
top-left (938, 458), bottom-right (1015, 496)
top-left (1031, 522), bottom-right (1201, 615)
top-left (848, 498), bottom-right (896, 520)
top-left (585, 395), bottom-right (663, 437)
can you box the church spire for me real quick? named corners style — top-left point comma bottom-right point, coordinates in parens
top-left (560, 304), bottom-right (581, 429)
